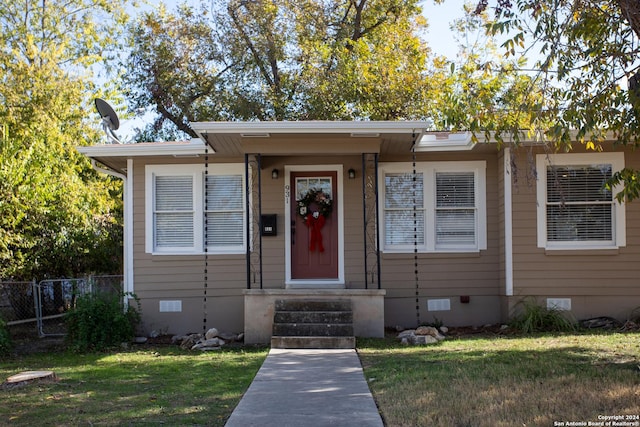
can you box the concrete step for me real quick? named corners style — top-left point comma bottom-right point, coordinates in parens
top-left (270, 336), bottom-right (356, 349)
top-left (275, 299), bottom-right (351, 312)
top-left (273, 323), bottom-right (354, 337)
top-left (271, 299), bottom-right (355, 349)
top-left (274, 310), bottom-right (353, 324)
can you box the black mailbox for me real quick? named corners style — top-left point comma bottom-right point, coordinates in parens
top-left (261, 214), bottom-right (277, 236)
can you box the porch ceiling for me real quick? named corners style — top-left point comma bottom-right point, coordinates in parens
top-left (191, 121), bottom-right (430, 156)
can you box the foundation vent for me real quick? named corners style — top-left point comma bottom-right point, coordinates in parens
top-left (546, 298), bottom-right (571, 311)
top-left (427, 298), bottom-right (451, 312)
top-left (159, 300), bottom-right (182, 313)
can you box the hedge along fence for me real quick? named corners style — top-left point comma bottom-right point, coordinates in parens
top-left (0, 275), bottom-right (123, 337)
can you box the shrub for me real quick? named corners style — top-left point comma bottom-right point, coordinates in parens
top-left (510, 298), bottom-right (578, 333)
top-left (0, 316), bottom-right (12, 356)
top-left (65, 292), bottom-right (140, 352)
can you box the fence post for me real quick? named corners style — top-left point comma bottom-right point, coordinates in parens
top-left (32, 279), bottom-right (45, 337)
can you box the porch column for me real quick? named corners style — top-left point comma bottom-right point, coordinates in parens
top-left (362, 153), bottom-right (381, 289)
top-left (245, 154), bottom-right (264, 289)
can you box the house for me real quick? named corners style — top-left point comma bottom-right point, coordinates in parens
top-left (77, 121), bottom-right (640, 343)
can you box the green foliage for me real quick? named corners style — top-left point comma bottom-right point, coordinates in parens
top-left (0, 0), bottom-right (129, 279)
top-left (123, 1), bottom-right (538, 141)
top-left (420, 316), bottom-right (444, 329)
top-left (509, 298), bottom-right (578, 333)
top-left (428, 4), bottom-right (543, 136)
top-left (480, 0), bottom-right (640, 197)
top-left (0, 316), bottom-right (12, 356)
top-left (121, 0), bottom-right (437, 139)
top-left (65, 292), bottom-right (141, 352)
top-left (608, 168), bottom-right (640, 203)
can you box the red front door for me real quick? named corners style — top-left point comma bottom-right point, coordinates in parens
top-left (290, 171), bottom-right (339, 280)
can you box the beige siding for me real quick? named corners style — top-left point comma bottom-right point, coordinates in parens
top-left (379, 151), bottom-right (502, 328)
top-left (509, 146), bottom-right (640, 321)
top-left (131, 150), bottom-right (505, 333)
top-left (132, 157), bottom-right (248, 334)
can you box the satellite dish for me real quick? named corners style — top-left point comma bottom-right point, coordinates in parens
top-left (94, 98), bottom-right (121, 144)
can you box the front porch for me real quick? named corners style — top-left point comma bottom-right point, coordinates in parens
top-left (243, 289), bottom-right (386, 344)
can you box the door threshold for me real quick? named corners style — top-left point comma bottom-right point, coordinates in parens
top-left (286, 282), bottom-right (345, 289)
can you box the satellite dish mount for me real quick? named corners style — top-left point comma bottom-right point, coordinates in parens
top-left (94, 98), bottom-right (122, 144)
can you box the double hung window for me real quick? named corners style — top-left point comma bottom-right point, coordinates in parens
top-left (536, 153), bottom-right (625, 249)
top-left (380, 161), bottom-right (486, 253)
top-left (146, 164), bottom-right (246, 254)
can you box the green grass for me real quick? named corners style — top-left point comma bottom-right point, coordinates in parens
top-left (358, 332), bottom-right (640, 427)
top-left (3, 333), bottom-right (639, 426)
top-left (1, 346), bottom-right (268, 426)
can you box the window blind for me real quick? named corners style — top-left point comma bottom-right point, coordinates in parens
top-left (435, 172), bottom-right (476, 245)
top-left (205, 175), bottom-right (243, 247)
top-left (384, 173), bottom-right (425, 246)
top-left (154, 175), bottom-right (194, 248)
top-left (546, 165), bottom-right (613, 241)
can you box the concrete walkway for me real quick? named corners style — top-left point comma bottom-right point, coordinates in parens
top-left (225, 349), bottom-right (384, 427)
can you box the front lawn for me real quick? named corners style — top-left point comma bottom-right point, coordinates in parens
top-left (2, 332), bottom-right (638, 426)
top-left (0, 346), bottom-right (268, 426)
top-left (358, 332), bottom-right (640, 427)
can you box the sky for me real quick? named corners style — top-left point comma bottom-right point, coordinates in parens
top-left (114, 1), bottom-right (470, 141)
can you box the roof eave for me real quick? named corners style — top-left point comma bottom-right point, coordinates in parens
top-left (76, 139), bottom-right (207, 158)
top-left (190, 120), bottom-right (431, 136)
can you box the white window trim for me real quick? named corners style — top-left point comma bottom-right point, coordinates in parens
top-left (145, 164), bottom-right (247, 255)
top-left (379, 161), bottom-right (487, 253)
top-left (536, 152), bottom-right (625, 250)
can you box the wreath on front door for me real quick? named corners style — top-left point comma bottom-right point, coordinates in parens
top-left (297, 188), bottom-right (332, 252)
top-left (297, 188), bottom-right (333, 220)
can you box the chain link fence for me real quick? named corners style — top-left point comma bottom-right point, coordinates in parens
top-left (0, 280), bottom-right (36, 324)
top-left (1, 275), bottom-right (123, 338)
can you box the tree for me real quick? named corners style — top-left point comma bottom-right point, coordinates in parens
top-left (123, 1), bottom-right (540, 142)
top-left (122, 0), bottom-right (433, 140)
top-left (427, 3), bottom-right (544, 135)
top-left (471, 0), bottom-right (640, 199)
top-left (0, 0), bottom-right (130, 279)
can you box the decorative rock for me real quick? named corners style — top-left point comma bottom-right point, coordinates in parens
top-left (217, 331), bottom-right (239, 342)
top-left (149, 330), bottom-right (160, 338)
top-left (439, 326), bottom-right (449, 334)
top-left (500, 324), bottom-right (510, 331)
top-left (201, 338), bottom-right (226, 347)
top-left (237, 333), bottom-right (245, 342)
top-left (414, 335), bottom-right (439, 345)
top-left (397, 330), bottom-right (416, 344)
top-left (134, 337), bottom-right (148, 344)
top-left (205, 328), bottom-right (219, 340)
top-left (415, 326), bottom-right (445, 341)
top-left (397, 329), bottom-right (416, 339)
top-left (622, 320), bottom-right (639, 331)
top-left (415, 326), bottom-right (434, 335)
top-left (400, 337), bottom-right (410, 346)
top-left (180, 333), bottom-right (202, 350)
top-left (188, 336), bottom-right (228, 351)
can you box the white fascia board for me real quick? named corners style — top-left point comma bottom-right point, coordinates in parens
top-left (190, 120), bottom-right (431, 135)
top-left (76, 138), bottom-right (206, 158)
